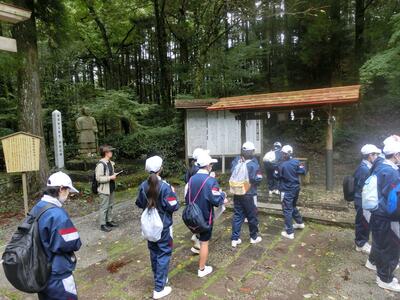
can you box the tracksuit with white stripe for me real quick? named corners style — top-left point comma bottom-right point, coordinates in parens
top-left (231, 157), bottom-right (263, 241)
top-left (136, 179), bottom-right (179, 292)
top-left (32, 195), bottom-right (82, 300)
top-left (368, 160), bottom-right (400, 284)
top-left (353, 160), bottom-right (372, 248)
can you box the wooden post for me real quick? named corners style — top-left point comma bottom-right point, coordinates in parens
top-left (222, 155), bottom-right (226, 174)
top-left (184, 109), bottom-right (189, 166)
top-left (22, 172), bottom-right (28, 215)
top-left (326, 107), bottom-right (334, 191)
top-left (240, 113), bottom-right (246, 145)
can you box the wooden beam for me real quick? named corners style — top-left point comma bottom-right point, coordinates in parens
top-left (0, 3), bottom-right (31, 24)
top-left (0, 36), bottom-right (17, 52)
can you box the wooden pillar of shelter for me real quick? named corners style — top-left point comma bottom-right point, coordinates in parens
top-left (326, 106), bottom-right (334, 191)
top-left (240, 113), bottom-right (246, 145)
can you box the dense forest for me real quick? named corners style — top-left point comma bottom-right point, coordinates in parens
top-left (1, 0), bottom-right (400, 185)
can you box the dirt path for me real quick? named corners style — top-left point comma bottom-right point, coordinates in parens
top-left (0, 195), bottom-right (398, 299)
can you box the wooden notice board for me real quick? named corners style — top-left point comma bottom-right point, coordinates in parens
top-left (1, 132), bottom-right (41, 173)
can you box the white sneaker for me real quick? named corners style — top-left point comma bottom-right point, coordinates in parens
top-left (190, 247), bottom-right (200, 254)
top-left (356, 242), bottom-right (371, 254)
top-left (231, 239), bottom-right (242, 248)
top-left (269, 191), bottom-right (273, 196)
top-left (244, 218), bottom-right (248, 223)
top-left (365, 259), bottom-right (376, 271)
top-left (365, 259), bottom-right (399, 271)
top-left (153, 286), bottom-right (172, 299)
top-left (198, 266), bottom-right (213, 278)
top-left (376, 277), bottom-right (400, 292)
top-left (281, 231), bottom-right (294, 240)
top-left (273, 190), bottom-right (280, 195)
top-left (250, 236), bottom-right (262, 244)
top-left (293, 223), bottom-right (305, 230)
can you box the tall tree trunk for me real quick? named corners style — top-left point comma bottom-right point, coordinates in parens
top-left (355, 0), bottom-right (365, 70)
top-left (13, 0), bottom-right (49, 193)
top-left (153, 0), bottom-right (171, 106)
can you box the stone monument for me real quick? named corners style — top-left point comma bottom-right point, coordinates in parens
top-left (52, 110), bottom-right (64, 168)
top-left (75, 107), bottom-right (98, 155)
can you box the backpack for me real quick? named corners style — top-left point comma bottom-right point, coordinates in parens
top-left (386, 183), bottom-right (400, 217)
top-left (91, 161), bottom-right (107, 194)
top-left (141, 208), bottom-right (164, 242)
top-left (140, 183), bottom-right (165, 242)
top-left (182, 177), bottom-right (212, 234)
top-left (362, 174), bottom-right (379, 211)
top-left (263, 150), bottom-right (276, 163)
top-left (343, 175), bottom-right (355, 202)
top-left (229, 160), bottom-right (250, 195)
top-left (2, 203), bottom-right (56, 293)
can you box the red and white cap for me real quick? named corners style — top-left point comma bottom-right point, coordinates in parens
top-left (47, 171), bottom-right (79, 193)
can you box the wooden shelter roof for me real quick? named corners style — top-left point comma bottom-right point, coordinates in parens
top-left (175, 98), bottom-right (219, 109)
top-left (207, 85), bottom-right (361, 111)
top-left (0, 2), bottom-right (31, 24)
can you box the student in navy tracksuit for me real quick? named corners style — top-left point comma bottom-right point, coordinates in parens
top-left (184, 148), bottom-right (203, 254)
top-left (32, 172), bottom-right (81, 300)
top-left (136, 156), bottom-right (179, 299)
top-left (263, 142), bottom-right (282, 196)
top-left (353, 144), bottom-right (381, 254)
top-left (366, 142), bottom-right (400, 292)
top-left (231, 142), bottom-right (263, 247)
top-left (185, 152), bottom-right (226, 278)
top-left (276, 145), bottom-right (306, 240)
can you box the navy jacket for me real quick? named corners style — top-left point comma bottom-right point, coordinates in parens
top-left (136, 178), bottom-right (179, 229)
top-left (277, 158), bottom-right (306, 192)
top-left (184, 163), bottom-right (200, 184)
top-left (185, 170), bottom-right (225, 224)
top-left (32, 197), bottom-right (82, 276)
top-left (353, 160), bottom-right (372, 205)
top-left (231, 157), bottom-right (262, 196)
top-left (372, 160), bottom-right (400, 220)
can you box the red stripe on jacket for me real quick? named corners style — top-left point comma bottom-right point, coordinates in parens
top-left (59, 227), bottom-right (78, 235)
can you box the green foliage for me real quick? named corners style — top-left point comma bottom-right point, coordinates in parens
top-left (104, 124), bottom-right (185, 177)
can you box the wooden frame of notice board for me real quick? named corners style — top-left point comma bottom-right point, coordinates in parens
top-left (1, 132), bottom-right (41, 214)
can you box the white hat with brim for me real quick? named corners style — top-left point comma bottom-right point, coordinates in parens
top-left (242, 141), bottom-right (256, 151)
top-left (281, 145), bottom-right (293, 154)
top-left (383, 142), bottom-right (400, 155)
top-left (196, 152), bottom-right (218, 167)
top-left (145, 156), bottom-right (163, 173)
top-left (192, 148), bottom-right (209, 160)
top-left (361, 144), bottom-right (382, 155)
top-left (384, 135), bottom-right (400, 146)
top-left (47, 171), bottom-right (79, 193)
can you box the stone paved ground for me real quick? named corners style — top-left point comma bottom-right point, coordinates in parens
top-left (1, 202), bottom-right (399, 300)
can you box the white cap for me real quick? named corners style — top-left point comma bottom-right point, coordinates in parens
top-left (383, 142), bottom-right (400, 155)
top-left (273, 142), bottom-right (282, 148)
top-left (145, 156), bottom-right (163, 173)
top-left (242, 141), bottom-right (255, 151)
top-left (383, 135), bottom-right (400, 146)
top-left (47, 171), bottom-right (79, 193)
top-left (192, 148), bottom-right (209, 160)
top-left (281, 145), bottom-right (293, 154)
top-left (361, 144), bottom-right (381, 155)
top-left (196, 152), bottom-right (218, 167)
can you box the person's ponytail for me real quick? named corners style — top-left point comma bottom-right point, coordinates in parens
top-left (147, 173), bottom-right (160, 208)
